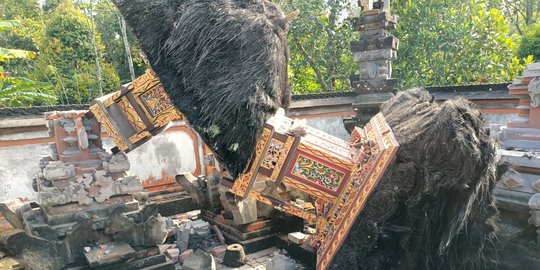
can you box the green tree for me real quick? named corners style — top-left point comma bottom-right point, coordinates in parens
top-left (30, 0), bottom-right (120, 104)
top-left (493, 0), bottom-right (540, 35)
top-left (393, 0), bottom-right (531, 88)
top-left (0, 0), bottom-right (43, 64)
top-left (1, 0), bottom-right (121, 104)
top-left (278, 0), bottom-right (357, 93)
top-left (0, 20), bottom-right (55, 107)
top-left (0, 0), bottom-right (41, 19)
top-left (517, 24), bottom-right (540, 60)
top-left (42, 0), bottom-right (62, 13)
top-left (91, 0), bottom-right (146, 84)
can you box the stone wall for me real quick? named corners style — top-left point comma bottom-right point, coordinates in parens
top-left (0, 89), bottom-right (521, 201)
top-left (0, 143), bottom-right (50, 200)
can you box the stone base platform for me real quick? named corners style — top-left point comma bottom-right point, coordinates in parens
top-left (65, 245), bottom-right (175, 270)
top-left (202, 210), bottom-right (279, 253)
top-left (500, 127), bottom-right (540, 150)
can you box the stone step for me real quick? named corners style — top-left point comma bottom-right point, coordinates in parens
top-left (84, 242), bottom-right (136, 268)
top-left (523, 69), bottom-right (540, 77)
top-left (502, 140), bottom-right (540, 151)
top-left (527, 63), bottom-right (540, 70)
top-left (506, 115), bottom-right (530, 123)
top-left (499, 149), bottom-right (540, 169)
top-left (500, 131), bottom-right (540, 144)
top-left (498, 236), bottom-right (540, 269)
top-left (494, 187), bottom-right (532, 214)
top-left (508, 122), bottom-right (533, 128)
top-left (96, 254), bottom-right (169, 270)
top-left (508, 83), bottom-right (528, 90)
top-left (516, 104), bottom-right (531, 110)
top-left (501, 127), bottom-right (540, 141)
top-left (498, 170), bottom-right (540, 194)
top-left (509, 88), bottom-right (529, 96)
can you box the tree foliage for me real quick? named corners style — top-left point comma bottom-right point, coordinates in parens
top-left (33, 0), bottom-right (119, 103)
top-left (91, 0), bottom-right (146, 84)
top-left (517, 24), bottom-right (540, 61)
top-left (0, 19), bottom-right (55, 107)
top-left (393, 0), bottom-right (531, 88)
top-left (277, 0), bottom-right (357, 93)
top-left (1, 0), bottom-right (123, 105)
top-left (278, 0), bottom-right (529, 92)
top-left (493, 0), bottom-right (540, 35)
top-left (0, 0), bottom-right (535, 103)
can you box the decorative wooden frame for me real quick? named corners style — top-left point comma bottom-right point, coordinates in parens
top-left (229, 113), bottom-right (399, 270)
top-left (316, 113), bottom-right (399, 269)
top-left (90, 70), bottom-right (183, 152)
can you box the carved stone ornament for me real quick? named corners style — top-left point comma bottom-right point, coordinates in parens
top-left (529, 76), bottom-right (540, 108)
top-left (359, 0), bottom-right (374, 10)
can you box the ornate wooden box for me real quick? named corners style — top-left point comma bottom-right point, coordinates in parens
top-left (231, 115), bottom-right (353, 202)
top-left (229, 112), bottom-right (399, 270)
top-left (89, 70), bottom-right (183, 152)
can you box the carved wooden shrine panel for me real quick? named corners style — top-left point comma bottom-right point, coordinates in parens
top-left (90, 70), bottom-right (183, 152)
top-left (230, 113), bottom-right (399, 270)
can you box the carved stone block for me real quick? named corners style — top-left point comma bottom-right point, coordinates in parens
top-left (176, 172), bottom-right (210, 209)
top-left (191, 219), bottom-right (211, 237)
top-left (354, 11), bottom-right (396, 26)
top-left (176, 222), bottom-right (191, 253)
top-left (359, 28), bottom-right (391, 39)
top-left (93, 170), bottom-right (115, 203)
top-left (532, 179), bottom-right (540, 192)
top-left (38, 187), bottom-right (70, 206)
top-left (116, 176), bottom-right (144, 194)
top-left (529, 193), bottom-right (540, 211)
top-left (350, 76), bottom-right (398, 92)
top-left (358, 60), bottom-right (392, 80)
top-left (501, 171), bottom-right (524, 190)
top-left (230, 197), bottom-right (258, 225)
top-left (0, 199), bottom-right (28, 229)
top-left (355, 19), bottom-right (396, 31)
top-left (102, 152), bottom-right (130, 173)
top-left (106, 206), bottom-right (168, 247)
top-left (183, 250), bottom-right (216, 270)
top-left (43, 161), bottom-right (72, 181)
top-left (359, 0), bottom-right (374, 11)
top-left (353, 48), bottom-right (397, 62)
top-left (351, 36), bottom-right (399, 52)
top-left (523, 69), bottom-right (540, 77)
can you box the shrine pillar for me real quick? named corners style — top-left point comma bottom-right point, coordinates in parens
top-left (344, 0), bottom-right (398, 131)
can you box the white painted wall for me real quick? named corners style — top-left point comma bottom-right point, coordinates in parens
top-left (0, 129), bottom-right (199, 201)
top-left (124, 132), bottom-right (198, 180)
top-left (0, 144), bottom-right (50, 201)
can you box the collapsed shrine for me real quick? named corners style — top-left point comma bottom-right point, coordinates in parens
top-left (0, 0), bottom-right (539, 270)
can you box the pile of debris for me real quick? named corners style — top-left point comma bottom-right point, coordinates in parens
top-left (161, 207), bottom-right (314, 270)
top-left (0, 111), bottom-right (171, 269)
top-left (164, 210), bottom-right (226, 267)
